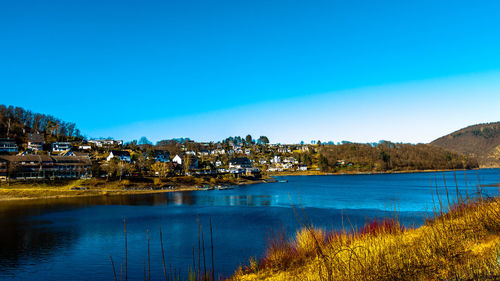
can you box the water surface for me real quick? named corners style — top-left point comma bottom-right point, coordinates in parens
top-left (0, 169), bottom-right (498, 280)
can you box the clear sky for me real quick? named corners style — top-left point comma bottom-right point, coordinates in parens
top-left (1, 0), bottom-right (500, 144)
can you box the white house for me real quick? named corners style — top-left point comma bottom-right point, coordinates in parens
top-left (78, 145), bottom-right (92, 150)
top-left (172, 155), bottom-right (182, 165)
top-left (271, 155), bottom-right (281, 164)
top-left (52, 142), bottom-right (72, 152)
top-left (88, 139), bottom-right (123, 147)
top-left (107, 150), bottom-right (131, 162)
top-left (267, 166), bottom-right (283, 172)
top-left (277, 146), bottom-right (291, 153)
top-left (283, 157), bottom-right (298, 164)
top-left (298, 165), bottom-right (308, 171)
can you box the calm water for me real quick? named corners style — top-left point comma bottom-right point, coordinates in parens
top-left (0, 169), bottom-right (499, 280)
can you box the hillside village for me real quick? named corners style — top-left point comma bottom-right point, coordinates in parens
top-left (0, 135), bottom-right (317, 182)
top-left (0, 105), bottom-right (483, 184)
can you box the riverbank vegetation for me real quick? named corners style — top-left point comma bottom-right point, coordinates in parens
top-left (232, 194), bottom-right (500, 280)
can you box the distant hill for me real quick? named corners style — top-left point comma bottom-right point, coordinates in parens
top-left (431, 122), bottom-right (500, 167)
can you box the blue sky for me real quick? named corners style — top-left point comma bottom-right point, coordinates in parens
top-left (1, 0), bottom-right (500, 143)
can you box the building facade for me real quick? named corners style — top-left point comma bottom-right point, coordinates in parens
top-left (0, 155), bottom-right (91, 180)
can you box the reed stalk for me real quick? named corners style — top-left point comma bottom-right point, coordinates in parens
top-left (110, 255), bottom-right (118, 281)
top-left (197, 216), bottom-right (201, 281)
top-left (210, 217), bottom-right (215, 281)
top-left (201, 224), bottom-right (207, 280)
top-left (124, 219), bottom-right (127, 281)
top-left (147, 229), bottom-right (151, 281)
top-left (159, 226), bottom-right (168, 281)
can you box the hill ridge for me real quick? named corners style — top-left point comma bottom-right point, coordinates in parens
top-left (431, 121), bottom-right (500, 167)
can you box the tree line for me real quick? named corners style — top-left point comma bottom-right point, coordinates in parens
top-left (319, 141), bottom-right (479, 172)
top-left (0, 104), bottom-right (83, 143)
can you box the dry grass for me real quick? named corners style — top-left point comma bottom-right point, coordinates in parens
top-left (0, 178), bottom-right (197, 200)
top-left (232, 196), bottom-right (500, 281)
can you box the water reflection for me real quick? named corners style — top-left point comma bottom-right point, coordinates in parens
top-left (0, 214), bottom-right (79, 276)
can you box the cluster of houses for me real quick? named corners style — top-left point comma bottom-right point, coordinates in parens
top-left (0, 136), bottom-right (93, 181)
top-left (264, 156), bottom-right (308, 172)
top-left (0, 134), bottom-right (317, 181)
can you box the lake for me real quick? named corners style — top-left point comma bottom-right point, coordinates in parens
top-left (0, 169), bottom-right (499, 280)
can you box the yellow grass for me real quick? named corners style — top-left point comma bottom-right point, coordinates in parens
top-left (0, 178), bottom-right (192, 200)
top-left (232, 197), bottom-right (500, 281)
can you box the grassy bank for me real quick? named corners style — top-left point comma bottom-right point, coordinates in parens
top-left (232, 196), bottom-right (500, 280)
top-left (0, 176), bottom-right (272, 201)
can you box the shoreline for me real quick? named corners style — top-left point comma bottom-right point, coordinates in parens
top-left (0, 177), bottom-right (275, 203)
top-left (0, 186), bottom-right (200, 202)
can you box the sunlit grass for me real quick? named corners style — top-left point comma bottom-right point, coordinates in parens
top-left (232, 196), bottom-right (500, 280)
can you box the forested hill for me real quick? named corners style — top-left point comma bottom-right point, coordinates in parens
top-left (431, 122), bottom-right (500, 167)
top-left (0, 104), bottom-right (83, 143)
top-left (318, 141), bottom-right (479, 172)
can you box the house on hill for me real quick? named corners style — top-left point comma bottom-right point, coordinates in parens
top-left (151, 150), bottom-right (170, 162)
top-left (28, 134), bottom-right (44, 151)
top-left (50, 155), bottom-right (92, 179)
top-left (229, 157), bottom-right (252, 169)
top-left (107, 150), bottom-right (131, 162)
top-left (172, 154), bottom-right (198, 170)
top-left (0, 157), bottom-right (8, 180)
top-left (229, 157), bottom-right (261, 176)
top-left (88, 139), bottom-right (123, 147)
top-left (52, 142), bottom-right (72, 152)
top-left (0, 139), bottom-right (18, 153)
top-left (61, 150), bottom-right (90, 158)
top-left (0, 154), bottom-right (91, 180)
top-left (78, 144), bottom-right (92, 151)
top-left (172, 155), bottom-right (182, 165)
top-left (271, 155), bottom-right (281, 164)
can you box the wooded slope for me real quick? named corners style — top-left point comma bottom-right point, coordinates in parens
top-left (431, 122), bottom-right (500, 167)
